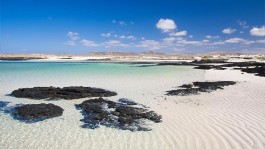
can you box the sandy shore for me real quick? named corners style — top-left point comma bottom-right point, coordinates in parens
top-left (0, 52), bottom-right (264, 63)
top-left (0, 61), bottom-right (265, 149)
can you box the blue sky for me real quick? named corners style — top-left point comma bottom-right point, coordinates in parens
top-left (1, 0), bottom-right (265, 54)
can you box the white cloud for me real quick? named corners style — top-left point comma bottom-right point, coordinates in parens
top-left (65, 41), bottom-right (76, 46)
top-left (105, 40), bottom-right (121, 45)
top-left (139, 40), bottom-right (161, 50)
top-left (119, 21), bottom-right (126, 26)
top-left (212, 41), bottom-right (225, 45)
top-left (101, 33), bottom-right (112, 37)
top-left (178, 40), bottom-right (204, 46)
top-left (250, 26), bottom-right (265, 36)
top-left (163, 37), bottom-right (183, 44)
top-left (205, 35), bottom-right (219, 39)
top-left (104, 40), bottom-right (128, 47)
top-left (225, 38), bottom-right (254, 45)
top-left (127, 36), bottom-right (137, 40)
top-left (222, 28), bottom-right (236, 34)
top-left (67, 31), bottom-right (80, 40)
top-left (169, 30), bottom-right (187, 36)
top-left (256, 39), bottom-right (265, 43)
top-left (163, 37), bottom-right (177, 43)
top-left (65, 31), bottom-right (80, 46)
top-left (119, 35), bottom-right (126, 39)
top-left (80, 39), bottom-right (99, 46)
top-left (156, 19), bottom-right (177, 32)
top-left (237, 20), bottom-right (249, 29)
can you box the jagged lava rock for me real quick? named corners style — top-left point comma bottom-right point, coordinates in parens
top-left (166, 81), bottom-right (236, 96)
top-left (11, 86), bottom-right (117, 100)
top-left (77, 97), bottom-right (162, 131)
top-left (15, 103), bottom-right (63, 121)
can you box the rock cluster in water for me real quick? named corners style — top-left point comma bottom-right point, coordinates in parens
top-left (76, 98), bottom-right (162, 131)
top-left (11, 86), bottom-right (117, 100)
top-left (166, 81), bottom-right (236, 96)
top-left (14, 103), bottom-right (64, 122)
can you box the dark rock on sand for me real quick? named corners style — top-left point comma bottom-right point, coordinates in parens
top-left (166, 81), bottom-right (236, 96)
top-left (11, 86), bottom-right (117, 100)
top-left (241, 66), bottom-right (265, 77)
top-left (15, 103), bottom-right (63, 122)
top-left (222, 62), bottom-right (265, 67)
top-left (194, 65), bottom-right (226, 70)
top-left (192, 59), bottom-right (228, 64)
top-left (76, 97), bottom-right (162, 131)
top-left (0, 57), bottom-right (44, 61)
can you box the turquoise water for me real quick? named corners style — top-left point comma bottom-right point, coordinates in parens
top-left (0, 62), bottom-right (189, 75)
top-left (0, 62), bottom-right (197, 95)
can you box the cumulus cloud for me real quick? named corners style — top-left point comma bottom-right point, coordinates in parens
top-left (139, 40), bottom-right (161, 50)
top-left (103, 40), bottom-right (128, 47)
top-left (101, 33), bottom-right (112, 37)
top-left (237, 20), bottom-right (249, 29)
top-left (222, 28), bottom-right (236, 34)
top-left (65, 41), bottom-right (76, 46)
top-left (156, 19), bottom-right (177, 32)
top-left (80, 39), bottom-right (99, 46)
top-left (205, 35), bottom-right (219, 39)
top-left (119, 35), bottom-right (126, 39)
top-left (256, 39), bottom-right (265, 43)
top-left (250, 26), bottom-right (265, 36)
top-left (65, 31), bottom-right (80, 46)
top-left (225, 38), bottom-right (254, 45)
top-left (169, 30), bottom-right (187, 36)
top-left (67, 31), bottom-right (80, 40)
top-left (112, 20), bottom-right (134, 26)
top-left (163, 37), bottom-right (177, 43)
top-left (127, 36), bottom-right (137, 40)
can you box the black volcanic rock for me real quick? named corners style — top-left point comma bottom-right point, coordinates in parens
top-left (11, 86), bottom-right (117, 100)
top-left (76, 97), bottom-right (162, 131)
top-left (166, 81), bottom-right (236, 96)
top-left (192, 59), bottom-right (228, 64)
top-left (0, 57), bottom-right (44, 61)
top-left (222, 62), bottom-right (265, 67)
top-left (194, 65), bottom-right (226, 70)
top-left (15, 103), bottom-right (63, 122)
top-left (241, 66), bottom-right (265, 77)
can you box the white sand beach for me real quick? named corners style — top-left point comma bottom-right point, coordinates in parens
top-left (0, 61), bottom-right (264, 149)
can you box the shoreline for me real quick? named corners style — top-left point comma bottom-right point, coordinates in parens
top-left (0, 53), bottom-right (264, 63)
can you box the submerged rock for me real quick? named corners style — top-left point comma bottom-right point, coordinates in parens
top-left (15, 103), bottom-right (63, 122)
top-left (76, 97), bottom-right (162, 131)
top-left (0, 101), bottom-right (9, 108)
top-left (166, 81), bottom-right (236, 96)
top-left (11, 86), bottom-right (117, 100)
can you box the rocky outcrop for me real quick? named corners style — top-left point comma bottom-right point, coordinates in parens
top-left (11, 86), bottom-right (117, 100)
top-left (194, 65), bottom-right (226, 70)
top-left (15, 103), bottom-right (63, 122)
top-left (76, 98), bottom-right (162, 131)
top-left (241, 66), bottom-right (265, 77)
top-left (166, 81), bottom-right (236, 96)
top-left (0, 57), bottom-right (44, 61)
